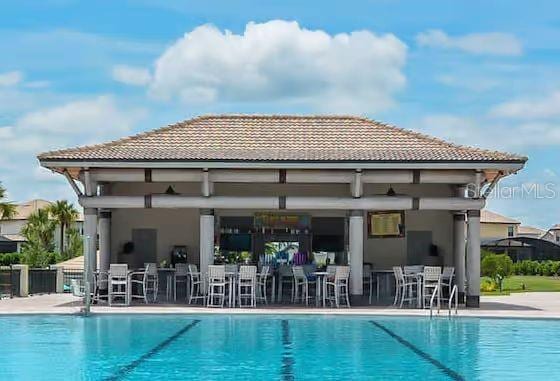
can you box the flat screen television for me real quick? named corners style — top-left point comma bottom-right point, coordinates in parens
top-left (312, 235), bottom-right (344, 252)
top-left (220, 234), bottom-right (252, 251)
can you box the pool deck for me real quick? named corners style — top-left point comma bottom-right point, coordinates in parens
top-left (2, 292), bottom-right (560, 318)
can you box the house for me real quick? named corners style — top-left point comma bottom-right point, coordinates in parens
top-left (543, 224), bottom-right (560, 244)
top-left (516, 225), bottom-right (546, 239)
top-left (0, 199), bottom-right (83, 253)
top-left (480, 210), bottom-right (521, 240)
top-left (37, 115), bottom-right (527, 307)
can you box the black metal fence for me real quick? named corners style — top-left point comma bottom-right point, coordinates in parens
top-left (28, 269), bottom-right (57, 294)
top-left (63, 269), bottom-right (83, 293)
top-left (0, 267), bottom-right (20, 298)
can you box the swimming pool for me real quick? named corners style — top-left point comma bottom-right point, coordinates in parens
top-left (1, 314), bottom-right (559, 380)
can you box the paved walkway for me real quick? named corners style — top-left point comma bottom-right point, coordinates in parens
top-left (1, 292), bottom-right (560, 318)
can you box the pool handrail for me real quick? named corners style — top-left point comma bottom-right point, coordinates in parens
top-left (429, 284), bottom-right (440, 318)
top-left (448, 284), bottom-right (458, 316)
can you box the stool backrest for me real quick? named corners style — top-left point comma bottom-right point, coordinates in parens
top-left (292, 266), bottom-right (306, 280)
top-left (145, 263), bottom-right (158, 277)
top-left (423, 266), bottom-right (441, 282)
top-left (175, 263), bottom-right (188, 277)
top-left (188, 264), bottom-right (198, 274)
top-left (278, 264), bottom-right (293, 277)
top-left (404, 265), bottom-right (424, 275)
top-left (109, 264), bottom-right (128, 278)
top-left (393, 266), bottom-right (404, 282)
top-left (208, 265), bottom-right (225, 281)
top-left (260, 265), bottom-right (270, 278)
top-left (335, 266), bottom-right (350, 281)
top-left (442, 266), bottom-right (455, 280)
top-left (239, 265), bottom-right (257, 281)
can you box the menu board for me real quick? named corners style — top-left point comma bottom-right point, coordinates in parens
top-left (254, 213), bottom-right (311, 229)
top-left (368, 211), bottom-right (405, 238)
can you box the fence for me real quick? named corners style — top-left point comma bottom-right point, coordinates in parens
top-left (0, 267), bottom-right (21, 298)
top-left (28, 269), bottom-right (57, 294)
top-left (63, 268), bottom-right (84, 293)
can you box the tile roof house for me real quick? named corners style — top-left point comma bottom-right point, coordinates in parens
top-left (38, 115), bottom-right (526, 165)
top-left (38, 114), bottom-right (528, 308)
top-left (480, 210), bottom-right (521, 241)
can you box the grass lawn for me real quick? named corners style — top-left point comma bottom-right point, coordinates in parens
top-left (482, 275), bottom-right (560, 295)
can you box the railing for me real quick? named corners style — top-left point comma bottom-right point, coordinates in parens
top-left (28, 269), bottom-right (57, 294)
top-left (0, 267), bottom-right (20, 298)
top-left (429, 285), bottom-right (440, 318)
top-left (448, 285), bottom-right (458, 316)
top-left (63, 269), bottom-right (84, 293)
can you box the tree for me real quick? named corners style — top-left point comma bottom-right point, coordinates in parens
top-left (48, 200), bottom-right (79, 254)
top-left (0, 182), bottom-right (16, 220)
top-left (481, 253), bottom-right (513, 292)
top-left (64, 227), bottom-right (83, 260)
top-left (21, 208), bottom-right (57, 267)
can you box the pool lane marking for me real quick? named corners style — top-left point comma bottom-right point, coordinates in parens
top-left (369, 321), bottom-right (464, 381)
top-left (281, 320), bottom-right (295, 381)
top-left (105, 319), bottom-right (201, 381)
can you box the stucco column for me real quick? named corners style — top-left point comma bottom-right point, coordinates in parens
top-left (466, 209), bottom-right (481, 307)
top-left (453, 213), bottom-right (466, 303)
top-left (98, 210), bottom-right (111, 289)
top-left (348, 210), bottom-right (364, 297)
top-left (83, 208), bottom-right (97, 311)
top-left (200, 209), bottom-right (215, 291)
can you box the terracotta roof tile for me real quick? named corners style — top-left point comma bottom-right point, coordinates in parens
top-left (481, 210), bottom-right (521, 224)
top-left (38, 115), bottom-right (527, 163)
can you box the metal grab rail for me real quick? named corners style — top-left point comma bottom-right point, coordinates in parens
top-left (429, 285), bottom-right (440, 318)
top-left (448, 284), bottom-right (458, 316)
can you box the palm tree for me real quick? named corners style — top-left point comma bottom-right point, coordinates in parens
top-left (0, 182), bottom-right (16, 220)
top-left (21, 208), bottom-right (56, 251)
top-left (48, 200), bottom-right (79, 253)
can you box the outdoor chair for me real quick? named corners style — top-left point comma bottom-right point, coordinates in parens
top-left (404, 265), bottom-right (424, 275)
top-left (187, 264), bottom-right (205, 304)
top-left (130, 263), bottom-right (158, 304)
top-left (293, 266), bottom-right (315, 306)
top-left (440, 266), bottom-right (455, 300)
top-left (422, 266), bottom-right (442, 309)
top-left (325, 266), bottom-right (350, 308)
top-left (238, 265), bottom-right (257, 307)
top-left (108, 264), bottom-right (129, 306)
top-left (256, 265), bottom-right (270, 305)
top-left (393, 266), bottom-right (418, 308)
top-left (363, 263), bottom-right (374, 304)
top-left (207, 265), bottom-right (227, 307)
top-left (71, 279), bottom-right (84, 297)
top-left (174, 263), bottom-right (189, 301)
top-left (93, 271), bottom-right (108, 304)
top-left (277, 264), bottom-right (294, 303)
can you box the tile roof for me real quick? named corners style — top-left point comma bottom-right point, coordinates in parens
top-left (481, 210), bottom-right (521, 224)
top-left (3, 199), bottom-right (84, 221)
top-left (517, 226), bottom-right (546, 236)
top-left (38, 115), bottom-right (527, 163)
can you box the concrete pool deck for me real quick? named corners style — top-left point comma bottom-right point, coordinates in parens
top-left (2, 292), bottom-right (560, 318)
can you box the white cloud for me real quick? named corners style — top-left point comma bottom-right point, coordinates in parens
top-left (147, 20), bottom-right (407, 113)
top-left (0, 71), bottom-right (23, 87)
top-left (416, 29), bottom-right (522, 56)
top-left (435, 74), bottom-right (500, 92)
top-left (490, 91), bottom-right (560, 119)
top-left (0, 95), bottom-right (145, 158)
top-left (112, 65), bottom-right (152, 86)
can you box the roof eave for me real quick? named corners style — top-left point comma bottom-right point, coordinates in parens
top-left (39, 158), bottom-right (527, 171)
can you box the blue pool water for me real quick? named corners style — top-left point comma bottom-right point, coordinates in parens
top-left (1, 314), bottom-right (560, 380)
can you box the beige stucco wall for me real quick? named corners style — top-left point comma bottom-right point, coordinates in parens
top-left (106, 181), bottom-right (457, 269)
top-left (0, 220), bottom-right (26, 235)
top-left (480, 223), bottom-right (518, 240)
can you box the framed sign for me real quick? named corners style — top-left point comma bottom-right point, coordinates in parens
top-left (368, 211), bottom-right (405, 238)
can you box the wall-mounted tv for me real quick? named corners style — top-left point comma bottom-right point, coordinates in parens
top-left (220, 234), bottom-right (252, 251)
top-left (312, 235), bottom-right (344, 252)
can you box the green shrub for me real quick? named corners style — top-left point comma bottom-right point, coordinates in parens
top-left (0, 252), bottom-right (21, 266)
top-left (480, 278), bottom-right (497, 292)
top-left (511, 260), bottom-right (560, 276)
top-left (481, 253), bottom-right (513, 292)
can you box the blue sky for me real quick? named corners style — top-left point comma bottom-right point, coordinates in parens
top-left (0, 0), bottom-right (558, 229)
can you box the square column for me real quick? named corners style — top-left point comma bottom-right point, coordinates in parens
top-left (83, 207), bottom-right (98, 313)
top-left (453, 213), bottom-right (466, 303)
top-left (348, 210), bottom-right (364, 297)
top-left (466, 209), bottom-right (481, 307)
top-left (199, 209), bottom-right (215, 286)
top-left (98, 210), bottom-right (111, 289)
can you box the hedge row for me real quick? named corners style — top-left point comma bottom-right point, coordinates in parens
top-left (512, 260), bottom-right (560, 276)
top-left (0, 252), bottom-right (22, 266)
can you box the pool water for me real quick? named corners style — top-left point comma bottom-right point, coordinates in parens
top-left (1, 314), bottom-right (559, 380)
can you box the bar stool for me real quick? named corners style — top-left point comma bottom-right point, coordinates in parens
top-left (207, 265), bottom-right (227, 308)
top-left (238, 265), bottom-right (257, 307)
top-left (108, 264), bottom-right (129, 306)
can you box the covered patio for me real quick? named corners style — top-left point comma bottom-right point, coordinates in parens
top-left (37, 115), bottom-right (526, 312)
